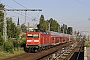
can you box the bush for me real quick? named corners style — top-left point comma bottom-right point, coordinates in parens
top-left (20, 38), bottom-right (26, 47)
top-left (0, 34), bottom-right (4, 46)
top-left (84, 41), bottom-right (90, 47)
top-left (20, 34), bottom-right (26, 47)
top-left (4, 40), bottom-right (14, 53)
top-left (0, 34), bottom-right (4, 51)
top-left (21, 34), bottom-right (26, 38)
top-left (13, 39), bottom-right (20, 50)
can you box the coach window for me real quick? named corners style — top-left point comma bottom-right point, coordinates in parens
top-left (52, 37), bottom-right (54, 40)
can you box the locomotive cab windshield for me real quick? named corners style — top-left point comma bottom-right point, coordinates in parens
top-left (27, 34), bottom-right (39, 38)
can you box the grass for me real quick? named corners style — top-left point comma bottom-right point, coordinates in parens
top-left (0, 49), bottom-right (25, 59)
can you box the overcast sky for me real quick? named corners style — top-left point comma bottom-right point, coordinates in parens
top-left (1, 0), bottom-right (90, 32)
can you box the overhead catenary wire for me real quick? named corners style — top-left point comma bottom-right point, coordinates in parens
top-left (13, 0), bottom-right (26, 9)
top-left (5, 3), bottom-right (30, 24)
top-left (0, 0), bottom-right (41, 24)
top-left (12, 0), bottom-right (41, 28)
top-left (0, 3), bottom-right (36, 41)
top-left (75, 0), bottom-right (90, 7)
top-left (0, 0), bottom-right (40, 22)
top-left (0, 2), bottom-right (32, 18)
top-left (12, 0), bottom-right (41, 19)
top-left (0, 1), bottom-right (42, 28)
top-left (1, 3), bottom-right (33, 21)
top-left (1, 3), bottom-right (42, 29)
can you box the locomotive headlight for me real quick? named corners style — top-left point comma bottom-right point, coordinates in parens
top-left (34, 40), bottom-right (39, 42)
top-left (27, 40), bottom-right (32, 42)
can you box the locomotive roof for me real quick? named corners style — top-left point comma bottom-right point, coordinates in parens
top-left (49, 31), bottom-right (60, 35)
top-left (26, 31), bottom-right (72, 36)
top-left (49, 31), bottom-right (65, 36)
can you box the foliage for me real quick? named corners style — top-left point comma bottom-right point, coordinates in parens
top-left (0, 33), bottom-right (4, 52)
top-left (60, 25), bottom-right (63, 33)
top-left (37, 15), bottom-right (73, 34)
top-left (0, 4), bottom-right (4, 52)
top-left (37, 15), bottom-right (45, 31)
top-left (20, 38), bottom-right (26, 47)
top-left (63, 24), bottom-right (67, 34)
top-left (0, 4), bottom-right (4, 35)
top-left (0, 33), bottom-right (4, 46)
top-left (13, 39), bottom-right (20, 50)
top-left (61, 24), bottom-right (73, 34)
top-left (21, 24), bottom-right (27, 30)
top-left (21, 34), bottom-right (26, 38)
top-left (48, 18), bottom-right (60, 32)
top-left (0, 49), bottom-right (24, 59)
top-left (39, 15), bottom-right (45, 23)
top-left (0, 4), bottom-right (23, 54)
top-left (84, 41), bottom-right (90, 47)
top-left (19, 34), bottom-right (26, 47)
top-left (0, 4), bottom-right (4, 8)
top-left (7, 17), bottom-right (20, 38)
top-left (37, 15), bottom-right (60, 32)
top-left (67, 27), bottom-right (73, 35)
top-left (3, 40), bottom-right (14, 53)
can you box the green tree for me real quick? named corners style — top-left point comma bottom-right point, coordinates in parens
top-left (4, 39), bottom-right (14, 53)
top-left (37, 15), bottom-right (46, 31)
top-left (39, 15), bottom-right (45, 23)
top-left (67, 27), bottom-right (73, 35)
top-left (60, 25), bottom-right (63, 33)
top-left (0, 4), bottom-right (4, 35)
top-left (48, 18), bottom-right (60, 32)
top-left (13, 39), bottom-right (20, 51)
top-left (63, 24), bottom-right (67, 34)
top-left (0, 4), bottom-right (4, 8)
top-left (37, 15), bottom-right (60, 32)
top-left (0, 32), bottom-right (4, 46)
top-left (19, 34), bottom-right (26, 47)
top-left (7, 17), bottom-right (19, 38)
top-left (42, 21), bottom-right (48, 31)
top-left (0, 32), bottom-right (4, 51)
top-left (60, 24), bottom-right (67, 34)
top-left (21, 24), bottom-right (27, 31)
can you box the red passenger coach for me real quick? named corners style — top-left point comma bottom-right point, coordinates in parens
top-left (49, 31), bottom-right (59, 45)
top-left (49, 31), bottom-right (64, 45)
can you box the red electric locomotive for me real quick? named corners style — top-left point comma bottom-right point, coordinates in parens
top-left (25, 32), bottom-right (51, 52)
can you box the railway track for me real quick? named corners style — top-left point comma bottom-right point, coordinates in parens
top-left (37, 44), bottom-right (74, 60)
top-left (1, 41), bottom-right (75, 60)
top-left (58, 40), bottom-right (82, 60)
top-left (57, 42), bottom-right (77, 60)
top-left (70, 40), bottom-right (84, 60)
top-left (75, 41), bottom-right (84, 60)
top-left (38, 41), bottom-right (78, 60)
top-left (37, 40), bottom-right (83, 60)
